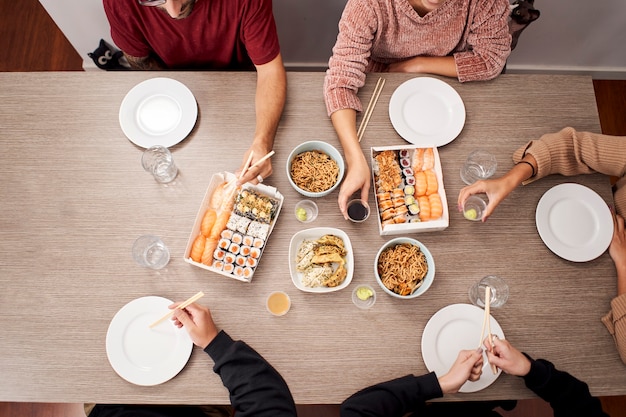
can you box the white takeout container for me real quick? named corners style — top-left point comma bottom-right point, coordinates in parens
top-left (371, 145), bottom-right (449, 235)
top-left (184, 172), bottom-right (284, 282)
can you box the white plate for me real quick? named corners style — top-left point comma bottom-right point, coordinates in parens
top-left (288, 227), bottom-right (353, 292)
top-left (388, 77), bottom-right (465, 147)
top-left (421, 303), bottom-right (504, 393)
top-left (106, 296), bottom-right (193, 386)
top-left (535, 183), bottom-right (612, 262)
top-left (119, 77), bottom-right (198, 148)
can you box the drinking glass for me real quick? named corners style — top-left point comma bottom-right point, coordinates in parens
top-left (469, 275), bottom-right (509, 308)
top-left (266, 291), bottom-right (291, 316)
top-left (346, 199), bottom-right (370, 223)
top-left (132, 235), bottom-right (170, 270)
top-left (462, 195), bottom-right (487, 221)
top-left (460, 150), bottom-right (497, 185)
top-left (142, 145), bottom-right (178, 183)
top-left (295, 200), bottom-right (318, 223)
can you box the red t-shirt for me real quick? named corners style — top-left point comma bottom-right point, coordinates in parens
top-left (103, 0), bottom-right (280, 69)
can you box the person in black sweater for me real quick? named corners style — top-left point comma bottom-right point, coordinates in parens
top-left (89, 302), bottom-right (297, 417)
top-left (340, 335), bottom-right (608, 417)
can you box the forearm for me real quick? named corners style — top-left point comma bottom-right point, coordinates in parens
top-left (331, 109), bottom-right (367, 168)
top-left (340, 373), bottom-right (442, 417)
top-left (389, 56), bottom-right (458, 78)
top-left (254, 55), bottom-right (287, 151)
top-left (123, 53), bottom-right (165, 70)
top-left (205, 331), bottom-right (296, 417)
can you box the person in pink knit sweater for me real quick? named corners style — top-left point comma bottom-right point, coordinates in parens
top-left (324, 0), bottom-right (512, 218)
top-left (458, 127), bottom-right (626, 365)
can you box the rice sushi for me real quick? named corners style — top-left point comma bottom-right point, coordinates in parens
top-left (228, 242), bottom-right (241, 255)
top-left (235, 255), bottom-right (247, 267)
top-left (247, 221), bottom-right (270, 240)
top-left (252, 237), bottom-right (264, 248)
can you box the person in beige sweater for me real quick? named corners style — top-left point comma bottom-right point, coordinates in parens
top-left (324, 0), bottom-right (511, 219)
top-left (458, 127), bottom-right (626, 364)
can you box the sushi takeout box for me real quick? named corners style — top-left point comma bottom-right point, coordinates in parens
top-left (371, 145), bottom-right (449, 236)
top-left (184, 172), bottom-right (283, 282)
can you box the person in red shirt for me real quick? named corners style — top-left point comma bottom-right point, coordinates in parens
top-left (103, 0), bottom-right (287, 185)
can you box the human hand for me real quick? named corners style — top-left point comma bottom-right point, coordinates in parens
top-left (457, 176), bottom-right (516, 222)
top-left (437, 348), bottom-right (483, 394)
top-left (337, 155), bottom-right (370, 220)
top-left (484, 336), bottom-right (531, 377)
top-left (169, 302), bottom-right (219, 349)
top-left (609, 212), bottom-right (626, 296)
top-left (236, 144), bottom-right (273, 186)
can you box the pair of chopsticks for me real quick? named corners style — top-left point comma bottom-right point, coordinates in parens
top-left (226, 150), bottom-right (276, 188)
top-left (357, 77), bottom-right (385, 142)
top-left (149, 291), bottom-right (205, 328)
top-left (478, 286), bottom-right (498, 374)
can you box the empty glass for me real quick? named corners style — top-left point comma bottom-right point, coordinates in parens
top-left (469, 275), bottom-right (509, 308)
top-left (142, 145), bottom-right (178, 183)
top-left (460, 150), bottom-right (497, 185)
top-left (132, 235), bottom-right (170, 270)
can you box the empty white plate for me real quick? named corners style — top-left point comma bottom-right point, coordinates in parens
top-left (119, 77), bottom-right (198, 148)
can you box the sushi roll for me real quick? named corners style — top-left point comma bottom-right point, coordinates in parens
top-left (252, 238), bottom-right (264, 249)
top-left (242, 235), bottom-right (254, 247)
top-left (223, 252), bottom-right (236, 264)
top-left (242, 267), bottom-right (254, 280)
top-left (404, 185), bottom-right (415, 195)
top-left (248, 221), bottom-right (270, 240)
top-left (236, 216), bottom-right (251, 235)
top-left (392, 189), bottom-right (404, 199)
top-left (226, 213), bottom-right (244, 231)
top-left (381, 208), bottom-right (396, 221)
top-left (377, 191), bottom-right (391, 202)
top-left (212, 260), bottom-right (224, 271)
top-left (240, 245), bottom-right (252, 257)
top-left (405, 176), bottom-right (416, 186)
top-left (399, 149), bottom-right (410, 158)
top-left (213, 249), bottom-right (226, 261)
top-left (234, 266), bottom-right (245, 277)
top-left (393, 197), bottom-right (405, 208)
top-left (250, 247), bottom-right (262, 259)
top-left (402, 168), bottom-right (414, 177)
top-left (229, 242), bottom-right (241, 255)
top-left (235, 255), bottom-right (247, 267)
top-left (223, 263), bottom-right (235, 274)
top-left (246, 257), bottom-right (258, 268)
top-left (218, 238), bottom-right (230, 250)
top-left (379, 199), bottom-right (394, 211)
top-left (231, 233), bottom-right (243, 245)
top-left (400, 157), bottom-right (411, 168)
top-left (220, 229), bottom-right (234, 240)
top-left (405, 195), bottom-right (416, 206)
top-left (408, 203), bottom-right (420, 215)
top-left (395, 205), bottom-right (409, 216)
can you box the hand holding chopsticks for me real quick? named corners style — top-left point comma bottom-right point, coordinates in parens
top-left (149, 291), bottom-right (205, 328)
top-left (357, 77), bottom-right (385, 142)
top-left (478, 286), bottom-right (498, 374)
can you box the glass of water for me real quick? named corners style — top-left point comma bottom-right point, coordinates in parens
top-left (460, 149), bottom-right (497, 185)
top-left (132, 235), bottom-right (170, 270)
top-left (142, 145), bottom-right (178, 183)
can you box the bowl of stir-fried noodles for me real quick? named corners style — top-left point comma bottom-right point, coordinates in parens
top-left (287, 141), bottom-right (345, 198)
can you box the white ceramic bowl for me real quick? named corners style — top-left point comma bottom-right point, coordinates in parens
top-left (374, 237), bottom-right (435, 299)
top-left (286, 140), bottom-right (345, 198)
top-left (288, 227), bottom-right (353, 293)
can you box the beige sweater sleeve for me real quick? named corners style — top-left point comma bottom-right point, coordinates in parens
top-left (601, 294), bottom-right (626, 365)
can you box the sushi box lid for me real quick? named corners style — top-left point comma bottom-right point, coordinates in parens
top-left (184, 172), bottom-right (284, 282)
top-left (370, 145), bottom-right (449, 236)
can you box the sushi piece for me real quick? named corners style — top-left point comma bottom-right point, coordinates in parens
top-left (379, 199), bottom-right (394, 211)
top-left (250, 247), bottom-right (261, 259)
top-left (404, 185), bottom-right (415, 195)
top-left (213, 249), bottom-right (226, 261)
top-left (226, 213), bottom-right (244, 231)
top-left (252, 237), bottom-right (265, 249)
top-left (234, 266), bottom-right (245, 277)
top-left (381, 208), bottom-right (396, 221)
top-left (242, 267), bottom-right (254, 280)
top-left (236, 216), bottom-right (251, 235)
top-left (223, 263), bottom-right (235, 274)
top-left (402, 168), bottom-right (414, 177)
top-left (242, 235), bottom-right (254, 247)
top-left (212, 260), bottom-right (224, 271)
top-left (218, 238), bottom-right (230, 250)
top-left (394, 214), bottom-right (407, 224)
top-left (229, 243), bottom-right (241, 255)
top-left (246, 257), bottom-right (258, 268)
top-left (231, 233), bottom-right (243, 245)
top-left (247, 221), bottom-right (270, 240)
top-left (399, 149), bottom-right (410, 158)
top-left (220, 229), bottom-right (234, 240)
top-left (240, 245), bottom-right (252, 257)
top-left (393, 197), bottom-right (405, 208)
top-left (223, 252), bottom-right (236, 264)
top-left (235, 255), bottom-right (247, 267)
top-left (395, 205), bottom-right (409, 216)
top-left (392, 189), bottom-right (404, 199)
top-left (376, 191), bottom-right (391, 202)
top-left (408, 203), bottom-right (420, 215)
top-left (400, 157), bottom-right (411, 168)
top-left (405, 195), bottom-right (416, 206)
top-left (405, 176), bottom-right (416, 186)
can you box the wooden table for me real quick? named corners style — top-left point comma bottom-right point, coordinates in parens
top-left (0, 72), bottom-right (623, 404)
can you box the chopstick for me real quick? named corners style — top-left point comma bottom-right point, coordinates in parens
top-left (149, 291), bottom-right (205, 328)
top-left (226, 150), bottom-right (275, 188)
top-left (478, 286), bottom-right (498, 374)
top-left (357, 77), bottom-right (385, 142)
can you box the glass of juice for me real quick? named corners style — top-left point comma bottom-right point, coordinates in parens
top-left (266, 291), bottom-right (291, 316)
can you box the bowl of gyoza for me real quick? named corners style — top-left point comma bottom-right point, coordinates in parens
top-left (286, 141), bottom-right (345, 198)
top-left (374, 237), bottom-right (435, 299)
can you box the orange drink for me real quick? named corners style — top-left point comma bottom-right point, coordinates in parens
top-left (266, 291), bottom-right (291, 316)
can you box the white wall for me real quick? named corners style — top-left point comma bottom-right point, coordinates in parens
top-left (39, 0), bottom-right (626, 78)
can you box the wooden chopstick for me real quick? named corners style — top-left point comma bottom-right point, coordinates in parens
top-left (149, 291), bottom-right (205, 328)
top-left (479, 286), bottom-right (498, 374)
top-left (247, 150), bottom-right (275, 172)
top-left (357, 77), bottom-right (385, 142)
top-left (226, 150), bottom-right (275, 187)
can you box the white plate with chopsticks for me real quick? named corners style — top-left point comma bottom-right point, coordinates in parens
top-left (421, 303), bottom-right (504, 393)
top-left (389, 77), bottom-right (465, 147)
top-left (536, 183), bottom-right (612, 262)
top-left (119, 77), bottom-right (198, 148)
top-left (106, 296), bottom-right (193, 386)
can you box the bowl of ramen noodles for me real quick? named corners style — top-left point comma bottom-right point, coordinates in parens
top-left (287, 141), bottom-right (345, 198)
top-left (375, 237), bottom-right (435, 299)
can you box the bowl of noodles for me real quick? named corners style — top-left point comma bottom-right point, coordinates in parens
top-left (287, 140), bottom-right (345, 198)
top-left (374, 237), bottom-right (435, 299)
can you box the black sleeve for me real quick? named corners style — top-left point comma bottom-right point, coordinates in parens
top-left (340, 372), bottom-right (443, 417)
top-left (522, 355), bottom-right (608, 417)
top-left (204, 331), bottom-right (297, 417)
